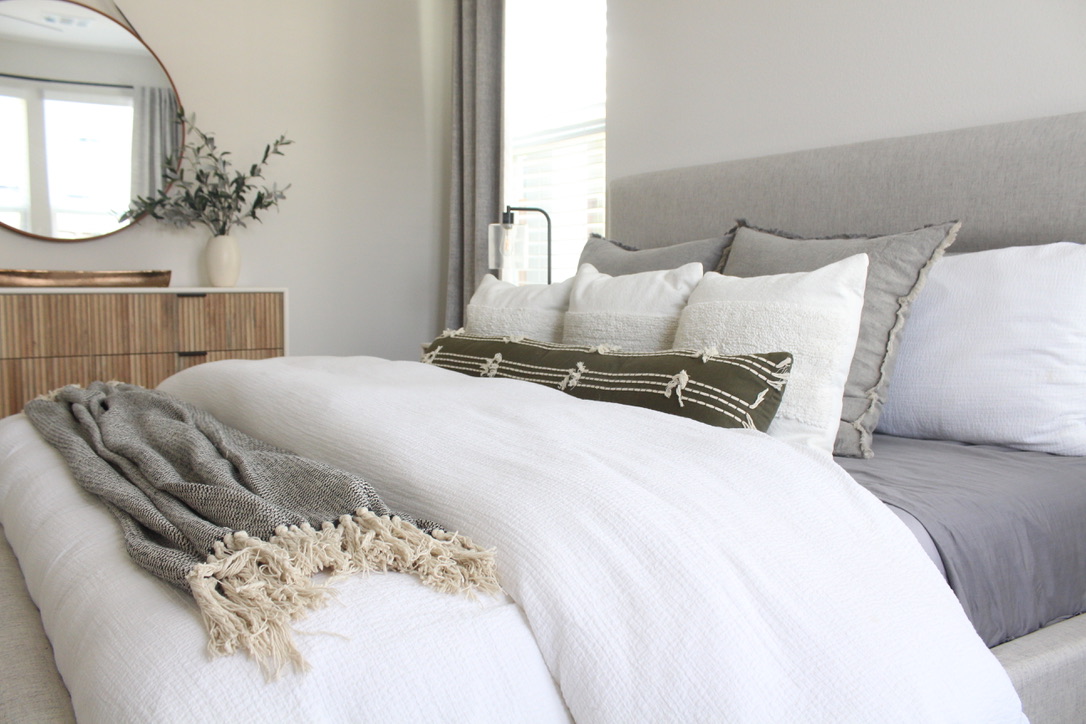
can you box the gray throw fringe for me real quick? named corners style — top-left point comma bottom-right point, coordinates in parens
top-left (25, 382), bottom-right (499, 677)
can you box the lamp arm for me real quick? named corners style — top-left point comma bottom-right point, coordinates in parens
top-left (505, 206), bottom-right (552, 284)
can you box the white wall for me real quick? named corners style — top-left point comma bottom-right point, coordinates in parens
top-left (0, 0), bottom-right (454, 360)
top-left (608, 0), bottom-right (1086, 180)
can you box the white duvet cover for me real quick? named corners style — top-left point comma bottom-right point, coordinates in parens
top-left (0, 355), bottom-right (1024, 723)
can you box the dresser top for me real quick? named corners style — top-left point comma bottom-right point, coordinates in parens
top-left (0, 287), bottom-right (287, 295)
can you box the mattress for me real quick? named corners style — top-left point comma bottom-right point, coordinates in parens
top-left (837, 433), bottom-right (1086, 647)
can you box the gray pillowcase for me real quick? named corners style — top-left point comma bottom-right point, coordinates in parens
top-left (578, 233), bottom-right (732, 275)
top-left (721, 220), bottom-right (960, 458)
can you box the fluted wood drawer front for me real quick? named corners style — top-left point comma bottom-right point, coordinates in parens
top-left (0, 289), bottom-right (286, 418)
top-left (177, 293), bottom-right (284, 352)
top-left (2, 348), bottom-right (285, 417)
top-left (0, 293), bottom-right (179, 358)
top-left (1, 354), bottom-right (180, 417)
top-left (0, 360), bottom-right (20, 419)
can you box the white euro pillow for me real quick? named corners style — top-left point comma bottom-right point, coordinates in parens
top-left (674, 254), bottom-right (869, 454)
top-left (877, 241), bottom-right (1086, 455)
top-left (562, 262), bottom-right (704, 351)
top-left (464, 274), bottom-right (574, 343)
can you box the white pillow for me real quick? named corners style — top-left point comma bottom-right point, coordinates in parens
top-left (562, 262), bottom-right (704, 351)
top-left (464, 274), bottom-right (574, 343)
top-left (674, 254), bottom-right (869, 454)
top-left (877, 242), bottom-right (1086, 455)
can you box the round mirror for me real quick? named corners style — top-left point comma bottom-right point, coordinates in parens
top-left (0, 0), bottom-right (181, 242)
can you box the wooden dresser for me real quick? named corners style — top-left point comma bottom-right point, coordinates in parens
top-left (0, 288), bottom-right (286, 418)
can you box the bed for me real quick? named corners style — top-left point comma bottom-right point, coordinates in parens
top-left (2, 111), bottom-right (1085, 723)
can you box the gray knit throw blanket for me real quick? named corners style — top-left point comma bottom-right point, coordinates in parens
top-left (25, 381), bottom-right (499, 676)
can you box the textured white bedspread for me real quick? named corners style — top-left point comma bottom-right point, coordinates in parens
top-left (1, 355), bottom-right (1025, 722)
top-left (0, 415), bottom-right (567, 722)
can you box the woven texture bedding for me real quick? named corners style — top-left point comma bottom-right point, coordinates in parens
top-left (161, 356), bottom-right (1025, 722)
top-left (838, 434), bottom-right (1086, 647)
top-left (0, 356), bottom-right (1028, 721)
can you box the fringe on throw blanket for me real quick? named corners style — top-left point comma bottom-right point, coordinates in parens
top-left (190, 510), bottom-right (500, 678)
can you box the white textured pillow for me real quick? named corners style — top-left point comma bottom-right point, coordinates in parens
top-left (562, 262), bottom-right (704, 351)
top-left (877, 242), bottom-right (1086, 455)
top-left (674, 254), bottom-right (869, 454)
top-left (464, 274), bottom-right (574, 343)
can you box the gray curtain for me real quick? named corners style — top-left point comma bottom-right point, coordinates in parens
top-left (445, 0), bottom-right (503, 329)
top-left (131, 86), bottom-right (180, 198)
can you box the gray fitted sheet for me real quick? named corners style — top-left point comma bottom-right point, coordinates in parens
top-left (883, 503), bottom-right (946, 579)
top-left (837, 434), bottom-right (1086, 647)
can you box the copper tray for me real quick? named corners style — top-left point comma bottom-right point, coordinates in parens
top-left (0, 269), bottom-right (172, 287)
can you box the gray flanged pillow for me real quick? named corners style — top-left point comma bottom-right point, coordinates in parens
top-left (720, 220), bottom-right (960, 458)
top-left (578, 233), bottom-right (733, 275)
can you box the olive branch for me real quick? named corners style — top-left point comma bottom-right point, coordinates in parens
top-left (122, 114), bottom-right (292, 237)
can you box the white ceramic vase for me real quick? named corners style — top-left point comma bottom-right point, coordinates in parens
top-left (206, 234), bottom-right (241, 287)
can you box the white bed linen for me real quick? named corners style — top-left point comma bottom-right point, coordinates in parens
top-left (0, 413), bottom-right (569, 724)
top-left (1, 355), bottom-right (1025, 722)
top-left (165, 356), bottom-right (1023, 722)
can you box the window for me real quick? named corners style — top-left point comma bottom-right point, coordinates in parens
top-left (44, 95), bottom-right (134, 238)
top-left (0, 80), bottom-right (133, 238)
top-left (0, 94), bottom-right (31, 231)
top-left (503, 0), bottom-right (607, 284)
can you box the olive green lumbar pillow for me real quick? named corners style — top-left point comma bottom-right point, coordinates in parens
top-left (421, 332), bottom-right (792, 432)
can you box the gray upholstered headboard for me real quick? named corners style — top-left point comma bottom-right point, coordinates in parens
top-left (608, 111), bottom-right (1086, 254)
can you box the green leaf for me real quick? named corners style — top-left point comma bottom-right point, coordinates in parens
top-left (121, 114), bottom-right (293, 236)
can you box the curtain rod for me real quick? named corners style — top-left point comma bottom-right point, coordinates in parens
top-left (0, 72), bottom-right (133, 90)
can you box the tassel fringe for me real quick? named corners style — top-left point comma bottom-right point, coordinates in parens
top-left (187, 509), bottom-right (500, 679)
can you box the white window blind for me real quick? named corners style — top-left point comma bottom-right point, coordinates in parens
top-left (503, 0), bottom-right (606, 285)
